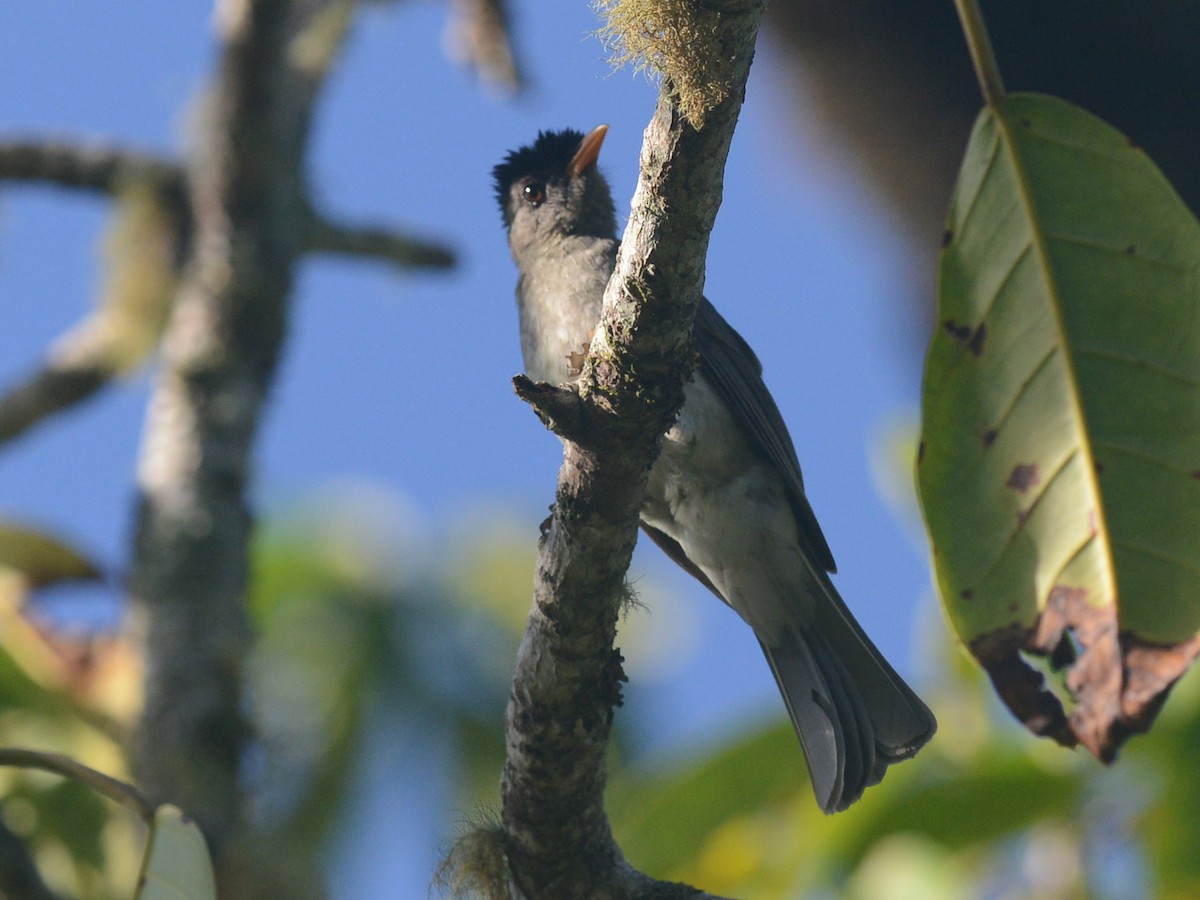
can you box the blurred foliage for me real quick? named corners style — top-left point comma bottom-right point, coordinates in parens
top-left (4, 488), bottom-right (1200, 897)
top-left (0, 521), bottom-right (102, 589)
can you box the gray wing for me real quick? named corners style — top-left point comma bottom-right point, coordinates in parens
top-left (693, 298), bottom-right (837, 573)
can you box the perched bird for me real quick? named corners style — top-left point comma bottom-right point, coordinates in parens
top-left (493, 125), bottom-right (936, 813)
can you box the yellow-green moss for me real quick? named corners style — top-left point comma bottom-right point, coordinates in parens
top-left (596, 0), bottom-right (746, 128)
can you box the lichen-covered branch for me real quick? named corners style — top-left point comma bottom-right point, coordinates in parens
top-left (499, 2), bottom-right (766, 897)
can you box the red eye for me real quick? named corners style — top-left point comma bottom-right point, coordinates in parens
top-left (522, 181), bottom-right (546, 207)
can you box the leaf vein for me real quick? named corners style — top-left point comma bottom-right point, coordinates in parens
top-left (1093, 440), bottom-right (1200, 481)
top-left (1047, 233), bottom-right (1190, 272)
top-left (1111, 540), bottom-right (1200, 578)
top-left (957, 127), bottom-right (1003, 230)
top-left (1075, 346), bottom-right (1200, 388)
top-left (1020, 126), bottom-right (1126, 166)
top-left (976, 446), bottom-right (1081, 586)
top-left (1042, 529), bottom-right (1100, 598)
top-left (973, 243), bottom-right (1034, 328)
top-left (988, 343), bottom-right (1061, 436)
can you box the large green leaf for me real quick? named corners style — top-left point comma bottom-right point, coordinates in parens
top-left (918, 93), bottom-right (1200, 759)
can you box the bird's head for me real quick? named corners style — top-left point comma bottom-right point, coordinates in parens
top-left (492, 125), bottom-right (616, 255)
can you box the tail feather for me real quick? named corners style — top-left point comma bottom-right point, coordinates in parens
top-left (761, 632), bottom-right (844, 810)
top-left (809, 629), bottom-right (877, 801)
top-left (761, 583), bottom-right (936, 813)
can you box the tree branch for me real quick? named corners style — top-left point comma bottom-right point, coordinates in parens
top-left (0, 138), bottom-right (456, 448)
top-left (444, 0), bottom-right (525, 94)
top-left (0, 141), bottom-right (182, 197)
top-left (303, 213), bottom-right (456, 269)
top-left (128, 0), bottom-right (329, 857)
top-left (0, 362), bottom-right (108, 446)
top-left (500, 2), bottom-right (766, 896)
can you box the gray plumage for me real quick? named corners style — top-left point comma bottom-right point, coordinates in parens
top-left (494, 126), bottom-right (936, 813)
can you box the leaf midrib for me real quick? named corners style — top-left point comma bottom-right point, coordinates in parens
top-left (994, 98), bottom-right (1116, 606)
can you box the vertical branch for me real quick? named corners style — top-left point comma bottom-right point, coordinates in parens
top-left (499, 2), bottom-right (766, 896)
top-left (129, 0), bottom-right (345, 853)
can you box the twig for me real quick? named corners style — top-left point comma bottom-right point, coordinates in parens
top-left (0, 747), bottom-right (154, 820)
top-left (304, 214), bottom-right (456, 269)
top-left (0, 362), bottom-right (109, 447)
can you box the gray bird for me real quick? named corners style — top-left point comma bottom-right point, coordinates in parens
top-left (493, 125), bottom-right (936, 813)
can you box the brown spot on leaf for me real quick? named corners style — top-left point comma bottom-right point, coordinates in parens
top-left (917, 441), bottom-right (926, 464)
top-left (1006, 463), bottom-right (1041, 493)
top-left (943, 319), bottom-right (971, 342)
top-left (971, 581), bottom-right (1200, 762)
top-left (1094, 460), bottom-right (1106, 475)
top-left (968, 323), bottom-right (987, 357)
top-left (1018, 118), bottom-right (1032, 128)
top-left (942, 229), bottom-right (953, 248)
top-left (1117, 632), bottom-right (1200, 734)
top-left (960, 588), bottom-right (974, 600)
top-left (1191, 469), bottom-right (1200, 479)
top-left (1124, 244), bottom-right (1137, 256)
top-left (970, 626), bottom-right (1076, 747)
top-left (982, 428), bottom-right (998, 447)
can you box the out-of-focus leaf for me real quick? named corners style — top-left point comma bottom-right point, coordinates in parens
top-left (918, 92), bottom-right (1200, 758)
top-left (609, 723), bottom-right (804, 877)
top-left (443, 519), bottom-right (537, 634)
top-left (0, 587), bottom-right (136, 730)
top-left (846, 834), bottom-right (976, 900)
top-left (134, 805), bottom-right (216, 900)
top-left (0, 523), bottom-right (101, 587)
top-left (829, 753), bottom-right (1081, 862)
top-left (247, 494), bottom-right (510, 859)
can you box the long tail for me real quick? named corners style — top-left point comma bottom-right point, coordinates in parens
top-left (761, 582), bottom-right (936, 813)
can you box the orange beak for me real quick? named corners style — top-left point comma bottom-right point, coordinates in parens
top-left (567, 124), bottom-right (609, 178)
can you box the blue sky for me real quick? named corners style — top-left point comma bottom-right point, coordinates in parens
top-left (0, 2), bottom-right (945, 894)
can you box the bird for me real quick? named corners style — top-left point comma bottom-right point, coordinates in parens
top-left (493, 125), bottom-right (936, 813)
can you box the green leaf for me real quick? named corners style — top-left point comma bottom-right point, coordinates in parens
top-left (918, 93), bottom-right (1200, 757)
top-left (135, 805), bottom-right (217, 900)
top-left (609, 723), bottom-right (806, 876)
top-left (0, 522), bottom-right (102, 586)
